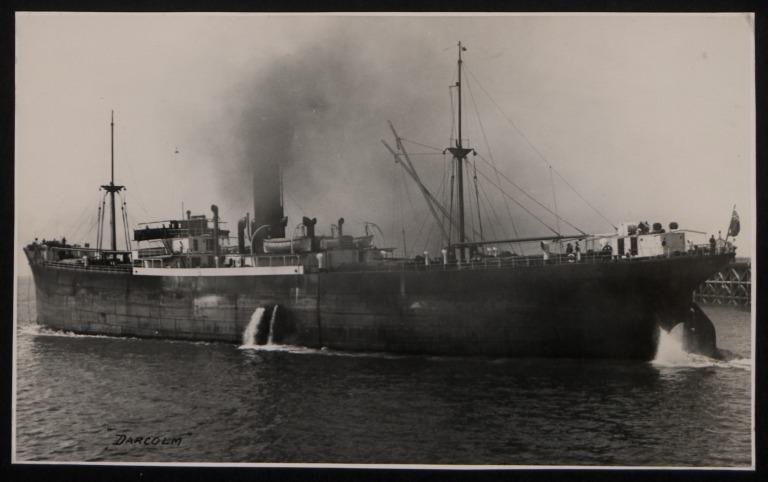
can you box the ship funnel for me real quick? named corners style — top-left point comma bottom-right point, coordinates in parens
top-left (337, 217), bottom-right (345, 237)
top-left (253, 161), bottom-right (285, 239)
top-left (186, 210), bottom-right (191, 220)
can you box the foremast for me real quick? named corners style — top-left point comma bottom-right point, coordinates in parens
top-left (99, 110), bottom-right (125, 253)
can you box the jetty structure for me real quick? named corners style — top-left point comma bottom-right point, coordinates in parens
top-left (23, 43), bottom-right (736, 359)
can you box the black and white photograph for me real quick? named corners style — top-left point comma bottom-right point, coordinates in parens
top-left (13, 12), bottom-right (755, 468)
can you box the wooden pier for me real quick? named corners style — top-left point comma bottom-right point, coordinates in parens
top-left (694, 257), bottom-right (751, 307)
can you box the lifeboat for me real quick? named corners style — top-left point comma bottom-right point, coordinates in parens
top-left (353, 235), bottom-right (374, 249)
top-left (262, 236), bottom-right (312, 254)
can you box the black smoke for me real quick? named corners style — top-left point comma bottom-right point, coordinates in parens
top-left (212, 26), bottom-right (568, 255)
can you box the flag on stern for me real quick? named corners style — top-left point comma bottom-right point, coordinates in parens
top-left (727, 208), bottom-right (740, 238)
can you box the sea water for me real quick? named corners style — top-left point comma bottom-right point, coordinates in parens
top-left (13, 277), bottom-right (752, 466)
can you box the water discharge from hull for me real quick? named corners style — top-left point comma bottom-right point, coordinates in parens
top-left (241, 305), bottom-right (280, 349)
top-left (653, 325), bottom-right (690, 365)
top-left (241, 307), bottom-right (266, 347)
top-left (267, 305), bottom-right (279, 345)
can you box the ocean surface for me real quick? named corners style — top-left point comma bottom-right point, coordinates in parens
top-left (14, 276), bottom-right (752, 467)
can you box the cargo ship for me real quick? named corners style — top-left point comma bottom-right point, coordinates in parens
top-left (23, 43), bottom-right (735, 359)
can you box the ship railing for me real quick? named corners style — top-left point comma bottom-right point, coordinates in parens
top-left (251, 255), bottom-right (302, 267)
top-left (373, 248), bottom-right (721, 273)
top-left (133, 227), bottom-right (191, 241)
top-left (137, 247), bottom-right (169, 258)
top-left (47, 246), bottom-right (132, 262)
top-left (49, 246), bottom-right (101, 252)
top-left (41, 260), bottom-right (133, 273)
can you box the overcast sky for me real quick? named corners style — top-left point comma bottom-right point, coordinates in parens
top-left (15, 13), bottom-right (754, 274)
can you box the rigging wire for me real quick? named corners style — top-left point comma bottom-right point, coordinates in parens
top-left (473, 167), bottom-right (561, 236)
top-left (119, 154), bottom-right (153, 220)
top-left (393, 134), bottom-right (582, 240)
top-left (79, 215), bottom-right (100, 249)
top-left (66, 201), bottom-right (97, 242)
top-left (68, 205), bottom-right (96, 244)
top-left (123, 194), bottom-right (129, 251)
top-left (97, 192), bottom-right (107, 251)
top-left (435, 156), bottom-right (449, 247)
top-left (471, 159), bottom-right (484, 242)
top-left (118, 192), bottom-right (132, 252)
top-left (465, 74), bottom-right (522, 250)
top-left (123, 204), bottom-right (131, 251)
top-left (439, 152), bottom-right (450, 245)
top-left (464, 162), bottom-right (476, 244)
top-left (414, 162), bottom-right (450, 254)
top-left (422, 216), bottom-right (437, 256)
top-left (550, 167), bottom-right (561, 235)
top-left (448, 157), bottom-right (455, 248)
top-left (411, 203), bottom-right (433, 253)
top-left (390, 160), bottom-right (398, 252)
top-left (394, 135), bottom-right (576, 241)
top-left (126, 211), bottom-right (141, 249)
top-left (401, 169), bottom-right (417, 216)
top-left (96, 205), bottom-right (101, 250)
top-left (400, 138), bottom-right (444, 152)
top-left (475, 154), bottom-right (585, 235)
top-left (477, 181), bottom-right (503, 247)
top-left (398, 168), bottom-right (410, 257)
top-left (392, 135), bottom-right (500, 244)
top-left (117, 192), bottom-right (126, 250)
top-left (465, 65), bottom-right (617, 230)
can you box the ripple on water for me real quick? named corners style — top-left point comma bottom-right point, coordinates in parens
top-left (13, 307), bottom-right (752, 466)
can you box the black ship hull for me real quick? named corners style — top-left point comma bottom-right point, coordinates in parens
top-left (24, 251), bottom-right (733, 360)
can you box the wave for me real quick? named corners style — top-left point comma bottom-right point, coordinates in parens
top-left (238, 343), bottom-right (408, 359)
top-left (17, 325), bottom-right (214, 346)
top-left (18, 325), bottom-right (117, 340)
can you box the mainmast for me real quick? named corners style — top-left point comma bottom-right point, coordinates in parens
top-left (101, 110), bottom-right (125, 252)
top-left (447, 41), bottom-right (473, 255)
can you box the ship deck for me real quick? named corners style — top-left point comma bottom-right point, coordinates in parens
top-left (33, 249), bottom-right (731, 276)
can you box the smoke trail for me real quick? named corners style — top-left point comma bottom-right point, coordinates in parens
top-left (213, 22), bottom-right (556, 252)
top-left (210, 26), bottom-right (452, 245)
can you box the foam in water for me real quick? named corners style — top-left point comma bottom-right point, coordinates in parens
top-left (241, 307), bottom-right (266, 347)
top-left (652, 325), bottom-right (749, 370)
top-left (652, 324), bottom-right (718, 368)
top-left (653, 324), bottom-right (689, 365)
